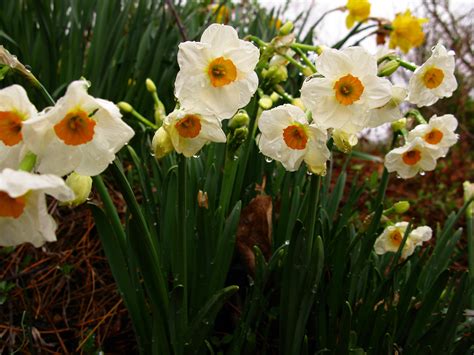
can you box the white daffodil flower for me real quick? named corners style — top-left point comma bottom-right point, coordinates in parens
top-left (374, 222), bottom-right (433, 259)
top-left (175, 24), bottom-right (260, 120)
top-left (374, 222), bottom-right (431, 259)
top-left (22, 80), bottom-right (135, 176)
top-left (408, 43), bottom-right (457, 107)
top-left (407, 114), bottom-right (458, 158)
top-left (0, 168), bottom-right (74, 247)
top-left (162, 108), bottom-right (226, 158)
top-left (367, 86), bottom-right (407, 128)
top-left (257, 104), bottom-right (330, 174)
top-left (384, 137), bottom-right (437, 179)
top-left (300, 46), bottom-right (392, 134)
top-left (0, 85), bottom-right (37, 170)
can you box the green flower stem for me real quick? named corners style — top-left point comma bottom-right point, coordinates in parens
top-left (278, 52), bottom-right (308, 73)
top-left (131, 109), bottom-right (158, 129)
top-left (293, 47), bottom-right (317, 73)
top-left (406, 109), bottom-right (427, 124)
top-left (373, 133), bottom-right (399, 209)
top-left (290, 43), bottom-right (322, 54)
top-left (177, 155), bottom-right (189, 325)
top-left (32, 78), bottom-right (56, 106)
top-left (307, 175), bottom-right (321, 241)
top-left (247, 35), bottom-right (268, 48)
top-left (218, 151), bottom-right (239, 216)
top-left (397, 59), bottom-right (418, 72)
top-left (18, 152), bottom-right (37, 172)
top-left (273, 85), bottom-right (293, 103)
top-left (467, 204), bottom-right (474, 308)
top-left (333, 23), bottom-right (379, 49)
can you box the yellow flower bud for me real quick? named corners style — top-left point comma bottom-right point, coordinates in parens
top-left (391, 117), bottom-right (407, 132)
top-left (302, 66), bottom-right (315, 77)
top-left (152, 127), bottom-right (174, 159)
top-left (333, 130), bottom-right (358, 153)
top-left (270, 92), bottom-right (280, 102)
top-left (146, 78), bottom-right (157, 93)
top-left (279, 21), bottom-right (294, 36)
top-left (394, 201), bottom-right (410, 214)
top-left (259, 96), bottom-right (273, 110)
top-left (117, 101), bottom-right (133, 113)
top-left (62, 172), bottom-right (92, 207)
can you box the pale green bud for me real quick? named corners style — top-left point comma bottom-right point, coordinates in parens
top-left (291, 98), bottom-right (305, 111)
top-left (393, 201), bottom-right (410, 214)
top-left (378, 59), bottom-right (400, 76)
top-left (302, 66), bottom-right (315, 77)
top-left (118, 101), bottom-right (133, 113)
top-left (464, 181), bottom-right (474, 218)
top-left (152, 127), bottom-right (173, 159)
top-left (259, 96), bottom-right (273, 110)
top-left (262, 65), bottom-right (288, 83)
top-left (270, 92), bottom-right (280, 102)
top-left (145, 78), bottom-right (157, 93)
top-left (391, 117), bottom-right (407, 132)
top-left (279, 21), bottom-right (294, 36)
top-left (62, 172), bottom-right (92, 207)
top-left (228, 110), bottom-right (250, 130)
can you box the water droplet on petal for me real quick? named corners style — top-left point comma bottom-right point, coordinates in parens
top-left (265, 156), bottom-right (273, 163)
top-left (396, 175), bottom-right (402, 179)
top-left (419, 171), bottom-right (426, 176)
top-left (306, 170), bottom-right (313, 176)
top-left (193, 154), bottom-right (200, 159)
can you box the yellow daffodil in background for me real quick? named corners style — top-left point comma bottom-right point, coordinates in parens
top-left (22, 80), bottom-right (135, 177)
top-left (257, 104), bottom-right (330, 174)
top-left (374, 222), bottom-right (432, 259)
top-left (0, 169), bottom-right (74, 247)
top-left (210, 3), bottom-right (230, 24)
top-left (163, 108), bottom-right (226, 157)
top-left (367, 86), bottom-right (407, 128)
top-left (345, 0), bottom-right (371, 29)
top-left (0, 85), bottom-right (37, 170)
top-left (408, 114), bottom-right (458, 158)
top-left (300, 47), bottom-right (392, 135)
top-left (175, 24), bottom-right (259, 120)
top-left (389, 10), bottom-right (428, 53)
top-left (408, 43), bottom-right (457, 107)
top-left (384, 137), bottom-right (437, 179)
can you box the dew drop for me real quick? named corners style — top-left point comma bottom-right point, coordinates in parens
top-left (192, 154), bottom-right (200, 159)
top-left (306, 170), bottom-right (313, 176)
top-left (396, 175), bottom-right (402, 179)
top-left (265, 156), bottom-right (273, 163)
top-left (419, 171), bottom-right (426, 176)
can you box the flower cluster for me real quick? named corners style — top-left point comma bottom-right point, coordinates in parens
top-left (153, 24), bottom-right (259, 158)
top-left (0, 80), bottom-right (134, 247)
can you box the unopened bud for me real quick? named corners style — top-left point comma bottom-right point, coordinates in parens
top-left (391, 117), bottom-right (407, 132)
top-left (262, 65), bottom-right (288, 84)
top-left (152, 127), bottom-right (173, 159)
top-left (146, 78), bottom-right (157, 93)
top-left (378, 59), bottom-right (400, 76)
top-left (279, 21), bottom-right (294, 36)
top-left (62, 172), bottom-right (92, 207)
top-left (118, 101), bottom-right (133, 113)
top-left (270, 92), bottom-right (280, 102)
top-left (333, 130), bottom-right (358, 153)
top-left (464, 181), bottom-right (474, 218)
top-left (154, 101), bottom-right (166, 125)
top-left (393, 201), bottom-right (410, 214)
top-left (291, 98), bottom-right (305, 111)
top-left (259, 95), bottom-right (273, 110)
top-left (228, 110), bottom-right (250, 130)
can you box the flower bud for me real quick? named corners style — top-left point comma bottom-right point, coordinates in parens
top-left (391, 117), bottom-right (406, 132)
top-left (279, 21), bottom-right (294, 36)
top-left (393, 201), bottom-right (410, 214)
top-left (154, 101), bottom-right (166, 126)
top-left (118, 101), bottom-right (133, 113)
top-left (228, 110), bottom-right (250, 130)
top-left (333, 129), bottom-right (358, 153)
top-left (464, 181), bottom-right (474, 218)
top-left (270, 92), bottom-right (280, 102)
top-left (302, 66), bottom-right (315, 77)
top-left (307, 164), bottom-right (327, 176)
top-left (262, 65), bottom-right (288, 84)
top-left (378, 59), bottom-right (400, 76)
top-left (152, 127), bottom-right (173, 159)
top-left (146, 78), bottom-right (157, 93)
top-left (259, 95), bottom-right (273, 110)
top-left (62, 172), bottom-right (92, 207)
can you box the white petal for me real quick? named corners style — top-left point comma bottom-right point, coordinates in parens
top-left (316, 48), bottom-right (352, 78)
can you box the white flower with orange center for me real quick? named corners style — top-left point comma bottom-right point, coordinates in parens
top-left (374, 222), bottom-right (431, 259)
top-left (300, 47), bottom-right (392, 134)
top-left (257, 104), bottom-right (330, 174)
top-left (0, 168), bottom-right (74, 247)
top-left (0, 85), bottom-right (37, 170)
top-left (384, 137), bottom-right (437, 179)
top-left (408, 43), bottom-right (457, 107)
top-left (162, 108), bottom-right (226, 157)
top-left (367, 86), bottom-right (407, 128)
top-left (175, 24), bottom-right (260, 120)
top-left (407, 114), bottom-right (458, 158)
top-left (22, 80), bottom-right (135, 176)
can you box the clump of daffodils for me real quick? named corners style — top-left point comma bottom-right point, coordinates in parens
top-left (0, 79), bottom-right (135, 247)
